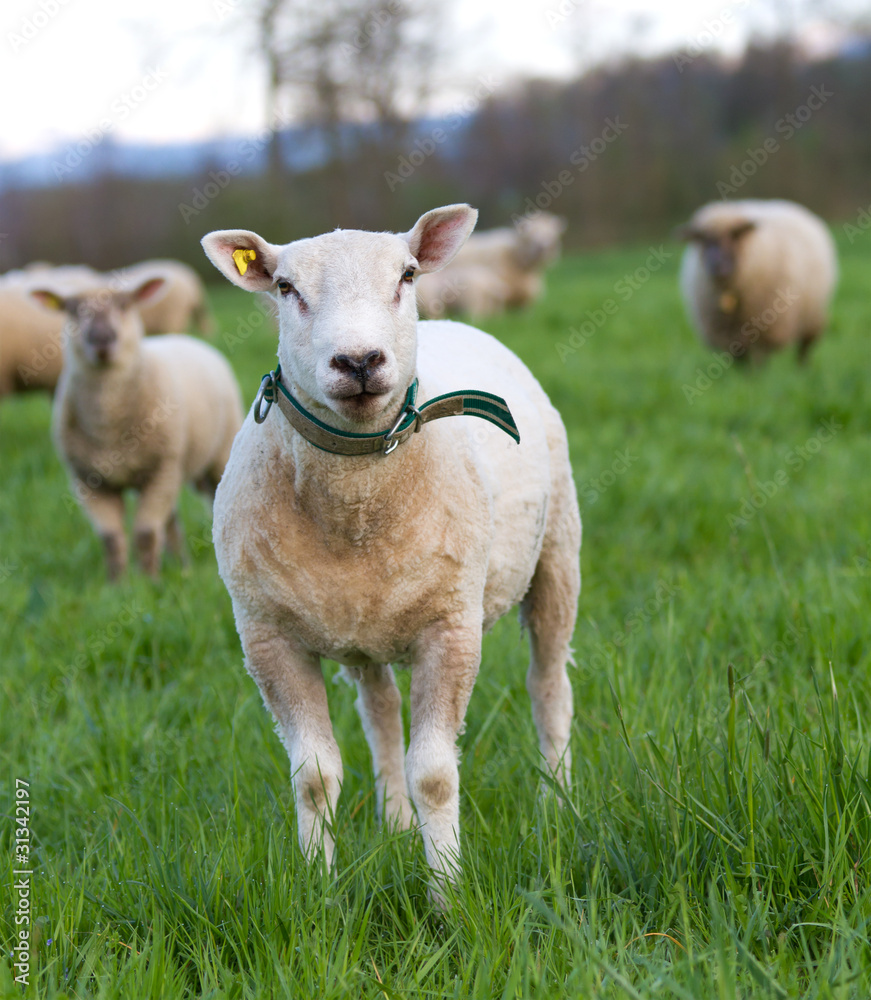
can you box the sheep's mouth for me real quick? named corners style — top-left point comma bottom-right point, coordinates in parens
top-left (329, 385), bottom-right (396, 423)
top-left (330, 385), bottom-right (389, 400)
top-left (84, 344), bottom-right (118, 366)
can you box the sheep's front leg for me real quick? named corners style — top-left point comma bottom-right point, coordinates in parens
top-left (134, 462), bottom-right (184, 576)
top-left (75, 483), bottom-right (127, 580)
top-left (240, 623), bottom-right (343, 866)
top-left (407, 622), bottom-right (481, 897)
top-left (346, 663), bottom-right (413, 828)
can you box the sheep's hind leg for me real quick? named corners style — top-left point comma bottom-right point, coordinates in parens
top-left (345, 663), bottom-right (413, 829)
top-left (521, 478), bottom-right (581, 795)
top-left (240, 623), bottom-right (343, 867)
top-left (796, 329), bottom-right (820, 365)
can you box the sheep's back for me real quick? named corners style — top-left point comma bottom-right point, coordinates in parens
top-left (417, 320), bottom-right (571, 626)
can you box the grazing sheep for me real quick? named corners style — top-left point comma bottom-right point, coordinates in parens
top-left (0, 266), bottom-right (100, 398)
top-left (677, 199), bottom-right (837, 363)
top-left (31, 278), bottom-right (243, 579)
top-left (201, 204), bottom-right (581, 903)
top-left (119, 259), bottom-right (213, 336)
top-left (414, 263), bottom-right (509, 320)
top-left (417, 211), bottom-right (566, 318)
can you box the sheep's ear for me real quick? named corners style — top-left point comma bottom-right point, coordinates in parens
top-left (201, 229), bottom-right (278, 292)
top-left (405, 204), bottom-right (478, 273)
top-left (673, 224), bottom-right (700, 242)
top-left (132, 277), bottom-right (166, 303)
top-left (31, 289), bottom-right (70, 312)
top-left (731, 221), bottom-right (756, 239)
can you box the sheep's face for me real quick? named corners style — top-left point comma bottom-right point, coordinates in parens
top-left (681, 220), bottom-right (756, 284)
top-left (515, 214), bottom-right (566, 269)
top-left (268, 231), bottom-right (422, 426)
top-left (203, 205), bottom-right (478, 431)
top-left (31, 279), bottom-right (164, 369)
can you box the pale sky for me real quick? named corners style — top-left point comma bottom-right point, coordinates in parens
top-left (0, 0), bottom-right (856, 162)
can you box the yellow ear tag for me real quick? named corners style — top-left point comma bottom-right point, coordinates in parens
top-left (233, 248), bottom-right (256, 275)
top-left (719, 291), bottom-right (738, 314)
top-left (33, 291), bottom-right (65, 311)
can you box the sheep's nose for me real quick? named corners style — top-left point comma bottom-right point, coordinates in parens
top-left (330, 350), bottom-right (384, 379)
top-left (86, 324), bottom-right (117, 350)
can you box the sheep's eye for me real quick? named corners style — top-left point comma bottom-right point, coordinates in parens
top-left (277, 280), bottom-right (294, 296)
top-left (401, 268), bottom-right (415, 284)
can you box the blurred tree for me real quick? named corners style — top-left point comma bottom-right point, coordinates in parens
top-left (250, 0), bottom-right (445, 227)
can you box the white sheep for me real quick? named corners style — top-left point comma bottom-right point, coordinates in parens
top-left (414, 263), bottom-right (509, 320)
top-left (31, 277), bottom-right (243, 579)
top-left (118, 259), bottom-right (213, 336)
top-left (0, 266), bottom-right (100, 398)
top-left (677, 199), bottom-right (838, 363)
top-left (201, 204), bottom-right (581, 903)
top-left (417, 211), bottom-right (566, 318)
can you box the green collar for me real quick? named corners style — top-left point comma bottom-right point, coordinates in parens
top-left (253, 365), bottom-right (520, 456)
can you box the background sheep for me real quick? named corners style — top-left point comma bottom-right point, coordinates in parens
top-left (677, 199), bottom-right (838, 363)
top-left (31, 278), bottom-right (243, 579)
top-left (201, 204), bottom-right (581, 903)
top-left (118, 259), bottom-right (214, 336)
top-left (0, 265), bottom-right (100, 399)
top-left (414, 263), bottom-right (508, 320)
top-left (417, 211), bottom-right (566, 318)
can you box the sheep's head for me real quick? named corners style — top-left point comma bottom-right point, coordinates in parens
top-left (202, 204), bottom-right (477, 430)
top-left (514, 213), bottom-right (567, 270)
top-left (677, 217), bottom-right (756, 284)
top-left (31, 277), bottom-right (164, 368)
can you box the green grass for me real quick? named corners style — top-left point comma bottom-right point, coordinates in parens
top-left (2, 234), bottom-right (871, 998)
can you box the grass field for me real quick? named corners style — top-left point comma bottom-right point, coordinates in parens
top-left (2, 233), bottom-right (870, 999)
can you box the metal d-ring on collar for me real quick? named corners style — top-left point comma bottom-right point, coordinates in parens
top-left (250, 364), bottom-right (520, 457)
top-left (383, 399), bottom-right (422, 454)
top-left (253, 371), bottom-right (276, 424)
